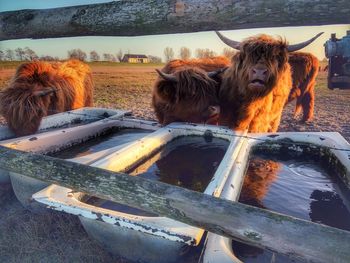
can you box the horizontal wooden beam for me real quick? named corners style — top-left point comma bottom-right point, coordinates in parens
top-left (0, 0), bottom-right (349, 40)
top-left (0, 145), bottom-right (349, 262)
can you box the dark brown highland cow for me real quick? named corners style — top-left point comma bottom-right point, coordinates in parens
top-left (152, 57), bottom-right (230, 125)
top-left (217, 32), bottom-right (323, 132)
top-left (0, 59), bottom-right (93, 136)
top-left (288, 52), bottom-right (320, 122)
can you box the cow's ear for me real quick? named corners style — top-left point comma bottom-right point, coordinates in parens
top-left (33, 87), bottom-right (57, 97)
top-left (157, 81), bottom-right (176, 103)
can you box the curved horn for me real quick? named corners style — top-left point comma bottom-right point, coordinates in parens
top-left (287, 32), bottom-right (324, 52)
top-left (33, 87), bottom-right (57, 97)
top-left (155, 69), bottom-right (177, 82)
top-left (216, 31), bottom-right (241, 50)
top-left (207, 67), bottom-right (229, 78)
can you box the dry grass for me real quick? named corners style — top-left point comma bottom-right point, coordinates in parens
top-left (0, 184), bottom-right (128, 263)
top-left (0, 60), bottom-right (350, 262)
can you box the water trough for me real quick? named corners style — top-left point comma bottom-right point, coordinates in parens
top-left (33, 123), bottom-right (246, 263)
top-left (0, 107), bottom-right (126, 184)
top-left (202, 132), bottom-right (350, 263)
top-left (1, 113), bottom-right (159, 212)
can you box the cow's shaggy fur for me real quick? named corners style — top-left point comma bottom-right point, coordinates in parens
top-left (219, 35), bottom-right (292, 132)
top-left (288, 52), bottom-right (319, 122)
top-left (152, 57), bottom-right (230, 125)
top-left (0, 60), bottom-right (93, 136)
top-left (161, 56), bottom-right (231, 73)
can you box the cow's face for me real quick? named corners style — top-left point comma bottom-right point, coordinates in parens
top-left (235, 36), bottom-right (289, 95)
top-left (154, 67), bottom-right (222, 125)
top-left (0, 83), bottom-right (55, 136)
top-left (216, 31), bottom-right (324, 96)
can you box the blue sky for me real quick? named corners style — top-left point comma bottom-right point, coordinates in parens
top-left (0, 1), bottom-right (349, 61)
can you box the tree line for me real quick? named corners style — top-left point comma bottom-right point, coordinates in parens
top-left (164, 46), bottom-right (236, 62)
top-left (0, 46), bottom-right (235, 63)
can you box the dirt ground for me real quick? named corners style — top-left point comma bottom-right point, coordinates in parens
top-left (0, 62), bottom-right (350, 262)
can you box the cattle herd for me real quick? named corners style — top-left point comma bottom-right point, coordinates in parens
top-left (0, 32), bottom-right (323, 136)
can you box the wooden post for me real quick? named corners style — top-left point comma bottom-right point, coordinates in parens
top-left (0, 0), bottom-right (349, 40)
top-left (0, 145), bottom-right (349, 263)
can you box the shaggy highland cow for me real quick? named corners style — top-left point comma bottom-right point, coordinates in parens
top-left (216, 32), bottom-right (323, 132)
top-left (288, 52), bottom-right (320, 122)
top-left (0, 59), bottom-right (93, 136)
top-left (152, 57), bottom-right (230, 125)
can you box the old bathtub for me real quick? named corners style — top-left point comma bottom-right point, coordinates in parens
top-left (2, 115), bottom-right (159, 212)
top-left (201, 132), bottom-right (350, 263)
top-left (33, 123), bottom-right (246, 263)
top-left (0, 107), bottom-right (125, 184)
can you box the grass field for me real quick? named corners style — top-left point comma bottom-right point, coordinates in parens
top-left (0, 60), bottom-right (350, 262)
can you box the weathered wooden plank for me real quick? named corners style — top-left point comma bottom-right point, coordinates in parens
top-left (0, 145), bottom-right (349, 263)
top-left (1, 0), bottom-right (349, 40)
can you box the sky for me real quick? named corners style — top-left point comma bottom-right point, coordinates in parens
top-left (0, 0), bottom-right (349, 61)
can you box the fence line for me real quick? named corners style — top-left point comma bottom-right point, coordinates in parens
top-left (1, 0), bottom-right (350, 40)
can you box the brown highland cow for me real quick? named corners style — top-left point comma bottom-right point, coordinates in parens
top-left (152, 57), bottom-right (230, 125)
top-left (0, 59), bottom-right (93, 136)
top-left (288, 52), bottom-right (320, 122)
top-left (216, 32), bottom-right (323, 132)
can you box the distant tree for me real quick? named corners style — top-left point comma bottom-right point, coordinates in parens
top-left (5, 49), bottom-right (14, 61)
top-left (117, 49), bottom-right (123, 62)
top-left (0, 50), bottom-right (4, 61)
top-left (148, 55), bottom-right (162, 63)
top-left (24, 47), bottom-right (38, 61)
top-left (164, 47), bottom-right (174, 62)
top-left (39, 55), bottom-right (56, 61)
top-left (103, 53), bottom-right (116, 62)
top-left (195, 48), bottom-right (217, 59)
top-left (103, 53), bottom-right (110, 61)
top-left (15, 47), bottom-right (25, 61)
top-left (222, 47), bottom-right (235, 59)
top-left (90, 50), bottom-right (100, 62)
top-left (179, 47), bottom-right (191, 60)
top-left (68, 49), bottom-right (87, 61)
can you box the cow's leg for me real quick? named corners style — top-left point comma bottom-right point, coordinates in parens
top-left (294, 96), bottom-right (303, 119)
top-left (301, 90), bottom-right (314, 122)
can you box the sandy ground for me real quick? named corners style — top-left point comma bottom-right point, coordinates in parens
top-left (0, 62), bottom-right (350, 262)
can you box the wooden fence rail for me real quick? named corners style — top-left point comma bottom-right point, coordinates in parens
top-left (0, 145), bottom-right (349, 263)
top-left (0, 0), bottom-right (350, 40)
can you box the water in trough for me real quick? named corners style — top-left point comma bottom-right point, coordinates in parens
top-left (48, 128), bottom-right (150, 159)
top-left (232, 150), bottom-right (350, 263)
top-left (85, 135), bottom-right (229, 215)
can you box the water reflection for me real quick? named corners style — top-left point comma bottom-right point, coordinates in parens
top-left (233, 153), bottom-right (350, 262)
top-left (130, 136), bottom-right (229, 192)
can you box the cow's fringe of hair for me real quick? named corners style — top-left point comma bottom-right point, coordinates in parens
top-left (0, 59), bottom-right (94, 136)
top-left (155, 67), bottom-right (219, 111)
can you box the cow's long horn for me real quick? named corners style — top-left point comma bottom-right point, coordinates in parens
top-left (215, 31), bottom-right (241, 50)
top-left (287, 32), bottom-right (324, 52)
top-left (156, 69), bottom-right (177, 82)
top-left (33, 87), bottom-right (57, 97)
top-left (207, 67), bottom-right (229, 78)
